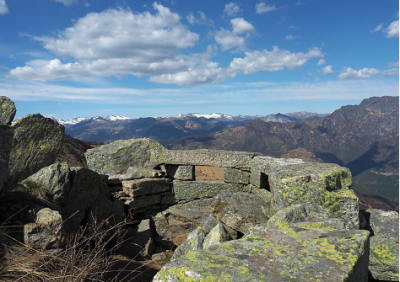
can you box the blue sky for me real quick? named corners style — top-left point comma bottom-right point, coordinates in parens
top-left (0, 0), bottom-right (398, 119)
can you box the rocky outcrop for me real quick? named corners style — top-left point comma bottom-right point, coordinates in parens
top-left (9, 114), bottom-right (65, 183)
top-left (366, 209), bottom-right (399, 281)
top-left (154, 226), bottom-right (370, 282)
top-left (85, 138), bottom-right (166, 175)
top-left (0, 97), bottom-right (16, 191)
top-left (24, 163), bottom-right (124, 234)
top-left (0, 96), bottom-right (16, 126)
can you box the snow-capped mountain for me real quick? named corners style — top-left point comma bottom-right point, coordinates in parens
top-left (57, 115), bottom-right (133, 125)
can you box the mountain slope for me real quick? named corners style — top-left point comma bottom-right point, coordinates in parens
top-left (161, 96), bottom-right (399, 209)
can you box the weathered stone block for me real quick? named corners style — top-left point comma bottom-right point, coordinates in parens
top-left (85, 138), bottom-right (166, 175)
top-left (224, 167), bottom-right (249, 184)
top-left (175, 165), bottom-right (194, 180)
top-left (0, 96), bottom-right (16, 126)
top-left (203, 222), bottom-right (228, 249)
top-left (125, 194), bottom-right (161, 209)
top-left (151, 149), bottom-right (262, 169)
top-left (122, 178), bottom-right (171, 198)
top-left (173, 180), bottom-right (245, 201)
top-left (154, 226), bottom-right (370, 282)
top-left (161, 195), bottom-right (176, 206)
top-left (213, 192), bottom-right (270, 234)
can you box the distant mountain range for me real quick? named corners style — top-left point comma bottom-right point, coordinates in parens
top-left (55, 112), bottom-right (327, 143)
top-left (160, 96), bottom-right (399, 210)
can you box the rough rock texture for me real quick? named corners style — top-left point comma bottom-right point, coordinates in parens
top-left (153, 198), bottom-right (216, 246)
top-left (151, 149), bottom-right (262, 170)
top-left (24, 163), bottom-right (124, 234)
top-left (173, 180), bottom-right (246, 202)
top-left (223, 167), bottom-right (249, 184)
top-left (9, 114), bottom-right (65, 183)
top-left (251, 157), bottom-right (358, 229)
top-left (23, 206), bottom-right (63, 249)
top-left (0, 125), bottom-right (13, 191)
top-left (154, 226), bottom-right (370, 282)
top-left (212, 192), bottom-right (269, 234)
top-left (122, 178), bottom-right (171, 198)
top-left (0, 96), bottom-right (16, 126)
top-left (367, 209), bottom-right (399, 281)
top-left (85, 138), bottom-right (166, 175)
top-left (267, 202), bottom-right (346, 231)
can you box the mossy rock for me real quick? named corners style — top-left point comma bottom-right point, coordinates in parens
top-left (85, 138), bottom-right (166, 175)
top-left (9, 114), bottom-right (65, 183)
top-left (154, 226), bottom-right (370, 282)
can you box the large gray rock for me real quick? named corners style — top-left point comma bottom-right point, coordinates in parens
top-left (267, 202), bottom-right (346, 230)
top-left (85, 138), bottom-right (166, 175)
top-left (9, 114), bottom-right (65, 183)
top-left (154, 226), bottom-right (370, 282)
top-left (24, 163), bottom-right (123, 234)
top-left (151, 149), bottom-right (262, 170)
top-left (153, 198), bottom-right (217, 246)
top-left (250, 156), bottom-right (358, 229)
top-left (0, 96), bottom-right (16, 126)
top-left (212, 192), bottom-right (269, 234)
top-left (367, 209), bottom-right (399, 281)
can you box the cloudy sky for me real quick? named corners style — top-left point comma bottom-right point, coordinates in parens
top-left (0, 0), bottom-right (398, 119)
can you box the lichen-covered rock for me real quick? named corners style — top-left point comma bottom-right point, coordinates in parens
top-left (85, 138), bottom-right (166, 175)
top-left (0, 96), bottom-right (16, 126)
top-left (151, 149), bottom-right (262, 169)
top-left (122, 178), bottom-right (171, 198)
top-left (153, 198), bottom-right (216, 246)
top-left (154, 226), bottom-right (370, 282)
top-left (0, 125), bottom-right (13, 191)
top-left (367, 209), bottom-right (399, 281)
top-left (202, 222), bottom-right (228, 249)
top-left (251, 157), bottom-right (358, 229)
top-left (267, 202), bottom-right (346, 231)
top-left (9, 114), bottom-right (65, 183)
top-left (171, 227), bottom-right (206, 261)
top-left (23, 206), bottom-right (63, 249)
top-left (173, 180), bottom-right (246, 202)
top-left (224, 167), bottom-right (249, 184)
top-left (212, 192), bottom-right (269, 234)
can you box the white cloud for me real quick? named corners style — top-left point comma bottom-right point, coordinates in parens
top-left (322, 65), bottom-right (334, 75)
top-left (0, 0), bottom-right (9, 14)
top-left (214, 29), bottom-right (246, 51)
top-left (53, 0), bottom-right (78, 6)
top-left (231, 18), bottom-right (254, 34)
top-left (186, 11), bottom-right (213, 25)
top-left (317, 59), bottom-right (326, 66)
top-left (371, 23), bottom-right (384, 33)
top-left (255, 2), bottom-right (277, 14)
top-left (224, 3), bottom-right (241, 17)
top-left (9, 3), bottom-right (199, 81)
top-left (388, 61), bottom-right (399, 67)
top-left (285, 34), bottom-right (299, 40)
top-left (229, 46), bottom-right (323, 74)
top-left (338, 67), bottom-right (399, 79)
top-left (384, 19), bottom-right (399, 38)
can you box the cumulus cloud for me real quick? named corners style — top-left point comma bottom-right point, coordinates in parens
top-left (317, 59), bottom-right (326, 66)
top-left (384, 19), bottom-right (399, 38)
top-left (214, 29), bottom-right (246, 51)
top-left (186, 11), bottom-right (213, 25)
top-left (0, 0), bottom-right (9, 14)
top-left (53, 0), bottom-right (78, 6)
top-left (231, 18), bottom-right (254, 34)
top-left (229, 46), bottom-right (323, 74)
top-left (224, 3), bottom-right (241, 17)
top-left (322, 65), bottom-right (334, 75)
top-left (9, 3), bottom-right (200, 81)
top-left (255, 2), bottom-right (277, 14)
top-left (338, 67), bottom-right (399, 79)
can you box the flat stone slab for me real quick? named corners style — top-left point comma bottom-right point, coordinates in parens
top-left (154, 226), bottom-right (370, 282)
top-left (151, 149), bottom-right (262, 169)
top-left (173, 180), bottom-right (246, 202)
top-left (122, 178), bottom-right (171, 198)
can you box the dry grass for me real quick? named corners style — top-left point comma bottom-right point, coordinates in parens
top-left (0, 212), bottom-right (164, 282)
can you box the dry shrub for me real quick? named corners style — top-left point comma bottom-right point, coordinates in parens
top-left (0, 213), bottom-right (126, 282)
